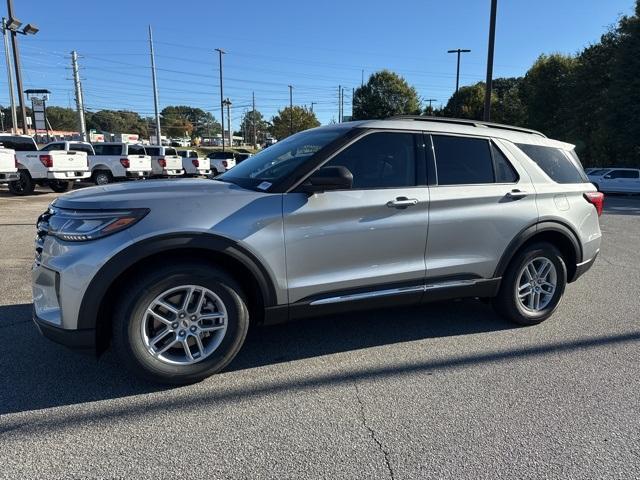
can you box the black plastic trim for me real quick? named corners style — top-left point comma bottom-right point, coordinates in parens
top-left (33, 308), bottom-right (96, 350)
top-left (571, 250), bottom-right (598, 282)
top-left (77, 233), bottom-right (278, 330)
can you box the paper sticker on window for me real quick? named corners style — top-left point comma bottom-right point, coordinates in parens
top-left (257, 181), bottom-right (272, 191)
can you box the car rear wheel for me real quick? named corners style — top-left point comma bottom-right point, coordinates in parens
top-left (8, 170), bottom-right (35, 196)
top-left (93, 170), bottom-right (112, 186)
top-left (49, 180), bottom-right (73, 193)
top-left (112, 263), bottom-right (249, 384)
top-left (493, 242), bottom-right (567, 325)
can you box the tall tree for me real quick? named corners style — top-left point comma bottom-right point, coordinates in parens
top-left (86, 110), bottom-right (148, 137)
top-left (45, 106), bottom-right (77, 131)
top-left (353, 70), bottom-right (421, 120)
top-left (270, 106), bottom-right (319, 140)
top-left (442, 83), bottom-right (488, 119)
top-left (240, 110), bottom-right (270, 144)
top-left (160, 106), bottom-right (220, 137)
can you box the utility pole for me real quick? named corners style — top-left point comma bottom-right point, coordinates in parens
top-left (341, 87), bottom-right (345, 121)
top-left (447, 48), bottom-right (471, 94)
top-left (252, 91), bottom-right (257, 148)
top-left (223, 98), bottom-right (231, 147)
top-left (425, 99), bottom-right (437, 109)
top-left (2, 18), bottom-right (17, 133)
top-left (310, 101), bottom-right (316, 113)
top-left (7, 0), bottom-right (31, 134)
top-left (338, 85), bottom-right (341, 122)
top-left (483, 0), bottom-right (498, 121)
top-left (288, 84), bottom-right (293, 135)
top-left (215, 48), bottom-right (225, 151)
top-left (352, 87), bottom-right (355, 118)
top-left (148, 25), bottom-right (161, 144)
top-left (70, 50), bottom-right (87, 141)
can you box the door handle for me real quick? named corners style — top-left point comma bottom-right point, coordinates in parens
top-left (386, 197), bottom-right (419, 208)
top-left (505, 189), bottom-right (528, 200)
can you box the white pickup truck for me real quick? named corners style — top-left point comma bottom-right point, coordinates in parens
top-left (0, 147), bottom-right (18, 182)
top-left (89, 142), bottom-right (152, 185)
top-left (0, 134), bottom-right (90, 195)
top-left (177, 149), bottom-right (211, 177)
top-left (145, 145), bottom-right (184, 177)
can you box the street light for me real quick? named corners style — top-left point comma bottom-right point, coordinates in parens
top-left (447, 48), bottom-right (471, 94)
top-left (22, 23), bottom-right (38, 35)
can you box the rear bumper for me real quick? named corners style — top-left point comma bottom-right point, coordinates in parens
top-left (0, 172), bottom-right (19, 181)
top-left (163, 169), bottom-right (184, 176)
top-left (197, 169), bottom-right (212, 176)
top-left (571, 250), bottom-right (599, 282)
top-left (47, 171), bottom-right (91, 180)
top-left (33, 307), bottom-right (95, 350)
top-left (126, 170), bottom-right (151, 178)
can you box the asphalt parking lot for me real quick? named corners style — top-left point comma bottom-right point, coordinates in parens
top-left (1, 186), bottom-right (639, 480)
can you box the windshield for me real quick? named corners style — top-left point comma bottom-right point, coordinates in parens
top-left (220, 127), bottom-right (346, 189)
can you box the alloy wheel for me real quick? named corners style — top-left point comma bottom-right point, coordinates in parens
top-left (516, 257), bottom-right (557, 312)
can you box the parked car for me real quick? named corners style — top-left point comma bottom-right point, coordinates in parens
top-left (0, 134), bottom-right (90, 195)
top-left (587, 167), bottom-right (640, 193)
top-left (177, 149), bottom-right (211, 177)
top-left (0, 146), bottom-right (18, 182)
top-left (206, 151), bottom-right (236, 175)
top-left (145, 146), bottom-right (184, 177)
top-left (32, 117), bottom-right (602, 384)
top-left (89, 142), bottom-right (152, 185)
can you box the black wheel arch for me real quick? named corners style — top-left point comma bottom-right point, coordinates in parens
top-left (77, 233), bottom-right (278, 352)
top-left (494, 220), bottom-right (583, 282)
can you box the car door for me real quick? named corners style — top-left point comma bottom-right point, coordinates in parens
top-left (283, 130), bottom-right (429, 305)
top-left (425, 134), bottom-right (536, 281)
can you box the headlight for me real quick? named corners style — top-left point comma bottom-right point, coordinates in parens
top-left (47, 208), bottom-right (149, 242)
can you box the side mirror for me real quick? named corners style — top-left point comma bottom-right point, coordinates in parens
top-left (302, 166), bottom-right (353, 193)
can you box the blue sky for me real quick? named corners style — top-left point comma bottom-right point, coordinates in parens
top-left (5, 0), bottom-right (635, 131)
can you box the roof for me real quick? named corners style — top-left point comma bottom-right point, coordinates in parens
top-left (337, 117), bottom-right (574, 150)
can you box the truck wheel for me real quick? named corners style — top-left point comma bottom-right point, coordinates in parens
top-left (112, 262), bottom-right (250, 385)
top-left (492, 242), bottom-right (567, 326)
top-left (93, 170), bottom-right (112, 186)
top-left (49, 180), bottom-right (73, 193)
top-left (8, 170), bottom-right (35, 196)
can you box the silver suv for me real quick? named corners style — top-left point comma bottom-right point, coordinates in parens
top-left (32, 117), bottom-right (603, 384)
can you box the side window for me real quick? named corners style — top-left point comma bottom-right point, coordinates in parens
top-left (70, 143), bottom-right (93, 155)
top-left (93, 144), bottom-right (121, 155)
top-left (128, 145), bottom-right (147, 155)
top-left (165, 148), bottom-right (177, 156)
top-left (517, 144), bottom-right (587, 184)
top-left (609, 170), bottom-right (639, 179)
top-left (432, 135), bottom-right (494, 185)
top-left (491, 142), bottom-right (518, 183)
top-left (41, 143), bottom-right (63, 151)
top-left (324, 132), bottom-right (416, 189)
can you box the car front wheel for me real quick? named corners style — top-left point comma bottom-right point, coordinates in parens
top-left (112, 262), bottom-right (249, 384)
top-left (493, 242), bottom-right (567, 325)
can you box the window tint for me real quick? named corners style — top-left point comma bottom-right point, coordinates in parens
top-left (491, 143), bottom-right (518, 183)
top-left (165, 148), bottom-right (178, 156)
top-left (41, 143), bottom-right (64, 151)
top-left (517, 144), bottom-right (587, 184)
top-left (608, 169), bottom-right (639, 179)
top-left (70, 143), bottom-right (94, 155)
top-left (324, 132), bottom-right (416, 189)
top-left (588, 169), bottom-right (607, 176)
top-left (92, 144), bottom-right (122, 156)
top-left (0, 136), bottom-right (37, 151)
top-left (128, 145), bottom-right (147, 155)
top-left (433, 135), bottom-right (494, 185)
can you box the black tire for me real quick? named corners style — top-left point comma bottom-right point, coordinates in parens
top-left (49, 180), bottom-right (73, 193)
top-left (492, 242), bottom-right (567, 326)
top-left (93, 170), bottom-right (112, 186)
top-left (112, 262), bottom-right (249, 385)
top-left (8, 170), bottom-right (35, 196)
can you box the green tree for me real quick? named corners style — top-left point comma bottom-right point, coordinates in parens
top-left (86, 110), bottom-right (148, 137)
top-left (443, 82), bottom-right (490, 119)
top-left (45, 106), bottom-right (77, 131)
top-left (240, 110), bottom-right (270, 145)
top-left (161, 106), bottom-right (220, 138)
top-left (353, 70), bottom-right (421, 120)
top-left (270, 106), bottom-right (320, 140)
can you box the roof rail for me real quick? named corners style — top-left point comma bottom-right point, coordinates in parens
top-left (389, 116), bottom-right (546, 138)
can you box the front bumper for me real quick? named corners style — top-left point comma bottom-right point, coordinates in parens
top-left (33, 307), bottom-right (95, 349)
top-left (47, 171), bottom-right (91, 180)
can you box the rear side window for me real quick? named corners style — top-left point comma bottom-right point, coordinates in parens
top-left (491, 143), bottom-right (518, 183)
top-left (432, 135), bottom-right (494, 185)
top-left (145, 147), bottom-right (160, 156)
top-left (0, 136), bottom-right (37, 151)
top-left (128, 145), bottom-right (147, 155)
top-left (608, 169), bottom-right (639, 179)
top-left (165, 148), bottom-right (177, 156)
top-left (41, 143), bottom-right (64, 151)
top-left (92, 144), bottom-right (122, 156)
top-left (517, 144), bottom-right (587, 184)
top-left (70, 143), bottom-right (93, 155)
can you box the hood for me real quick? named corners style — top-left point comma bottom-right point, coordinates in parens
top-left (53, 179), bottom-right (255, 210)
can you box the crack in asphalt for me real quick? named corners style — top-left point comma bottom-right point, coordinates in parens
top-left (354, 383), bottom-right (395, 480)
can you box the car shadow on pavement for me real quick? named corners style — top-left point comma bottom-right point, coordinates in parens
top-left (0, 299), bottom-right (513, 416)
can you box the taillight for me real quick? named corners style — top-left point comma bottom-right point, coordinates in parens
top-left (120, 158), bottom-right (130, 168)
top-left (222, 160), bottom-right (228, 168)
top-left (158, 158), bottom-right (167, 168)
top-left (191, 159), bottom-right (199, 167)
top-left (584, 191), bottom-right (604, 216)
top-left (39, 154), bottom-right (53, 168)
